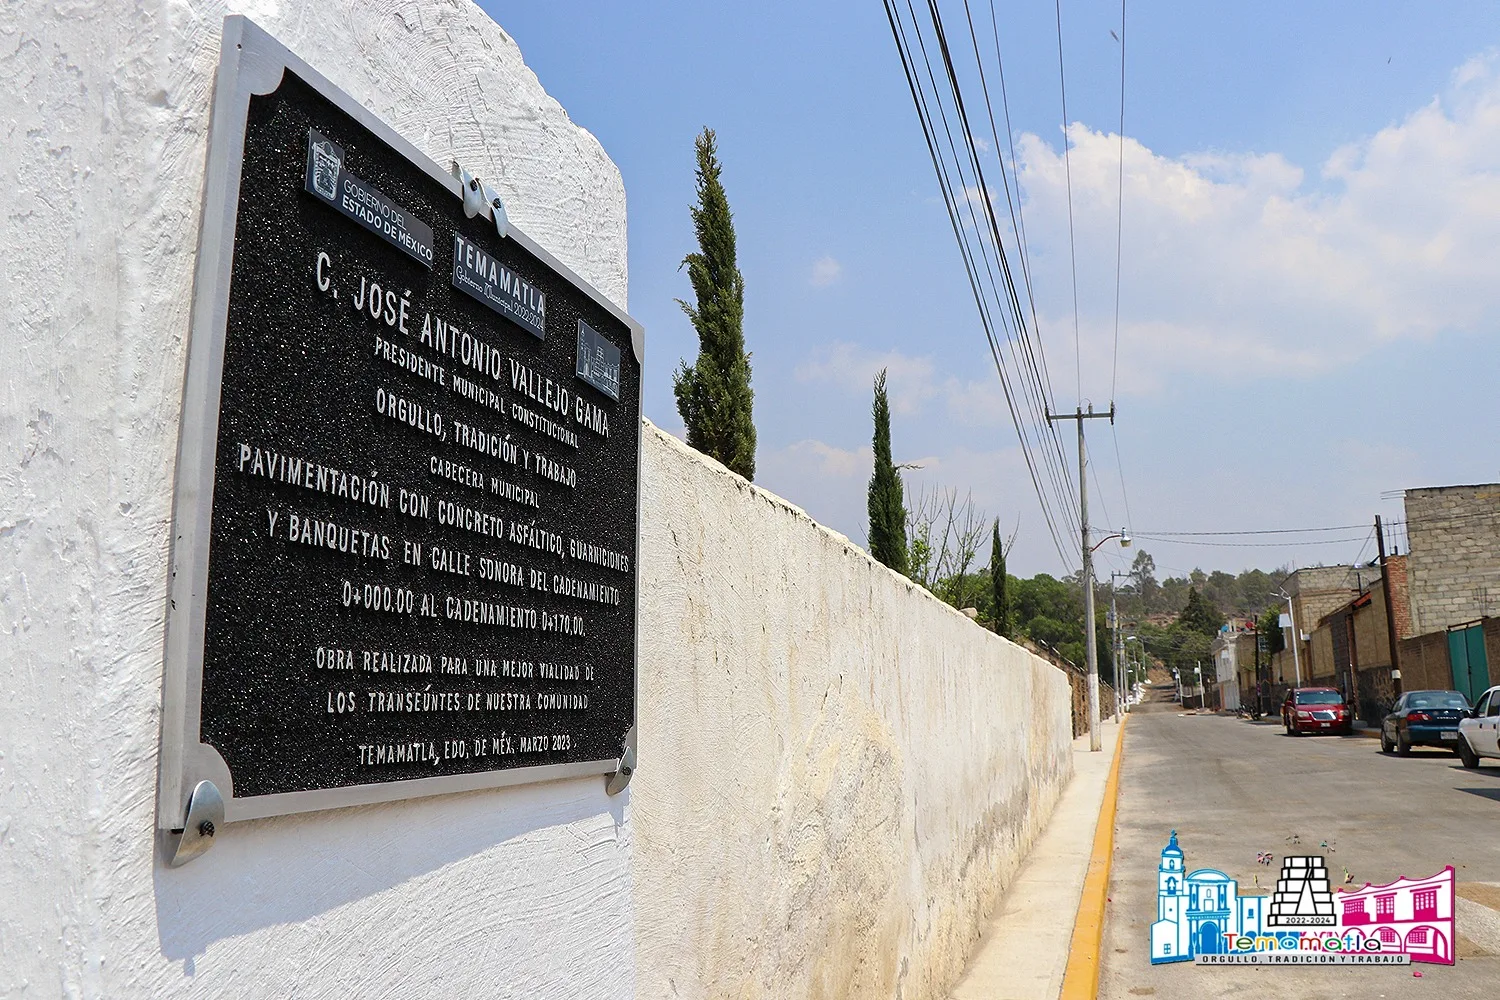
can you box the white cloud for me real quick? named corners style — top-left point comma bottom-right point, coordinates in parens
top-left (794, 342), bottom-right (937, 415)
top-left (756, 438), bottom-right (874, 544)
top-left (810, 255), bottom-right (843, 287)
top-left (1008, 51), bottom-right (1500, 391)
top-left (795, 341), bottom-right (1013, 426)
top-left (754, 438), bottom-right (1044, 558)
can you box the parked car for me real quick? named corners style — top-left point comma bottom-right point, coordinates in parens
top-left (1281, 687), bottom-right (1353, 736)
top-left (1457, 685), bottom-right (1500, 768)
top-left (1381, 690), bottom-right (1470, 755)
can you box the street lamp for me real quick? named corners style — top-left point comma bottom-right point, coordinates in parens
top-left (1090, 528), bottom-right (1132, 553)
top-left (1273, 587), bottom-right (1303, 687)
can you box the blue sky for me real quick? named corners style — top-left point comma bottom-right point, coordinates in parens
top-left (483, 1), bottom-right (1500, 581)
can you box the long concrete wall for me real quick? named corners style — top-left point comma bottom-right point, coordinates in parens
top-left (3, 4), bottom-right (1076, 997)
top-left (634, 426), bottom-right (1074, 1000)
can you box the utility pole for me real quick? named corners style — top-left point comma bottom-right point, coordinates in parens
top-left (1111, 571), bottom-right (1131, 718)
top-left (1376, 515), bottom-right (1403, 699)
top-left (1253, 615), bottom-right (1263, 718)
top-left (1046, 403), bottom-right (1116, 752)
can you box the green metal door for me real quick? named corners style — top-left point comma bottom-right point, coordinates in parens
top-left (1450, 625), bottom-right (1491, 702)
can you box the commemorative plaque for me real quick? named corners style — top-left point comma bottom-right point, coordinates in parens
top-left (158, 17), bottom-right (642, 840)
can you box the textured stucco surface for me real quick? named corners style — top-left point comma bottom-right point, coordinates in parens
top-left (633, 425), bottom-right (1075, 1000)
top-left (1, 3), bottom-right (632, 996)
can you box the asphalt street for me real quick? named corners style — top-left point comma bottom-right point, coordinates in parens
top-left (1099, 686), bottom-right (1500, 999)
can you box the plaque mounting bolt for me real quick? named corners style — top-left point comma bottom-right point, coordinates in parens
top-left (452, 161), bottom-right (509, 242)
top-left (164, 780), bottom-right (225, 868)
top-left (606, 725), bottom-right (637, 796)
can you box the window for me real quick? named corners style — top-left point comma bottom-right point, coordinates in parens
top-left (1376, 895), bottom-right (1395, 920)
top-left (1414, 888), bottom-right (1438, 919)
top-left (1343, 898), bottom-right (1369, 924)
top-left (1408, 693), bottom-right (1470, 710)
top-left (1487, 696), bottom-right (1500, 718)
top-left (1477, 693), bottom-right (1491, 717)
top-left (1408, 927), bottom-right (1428, 945)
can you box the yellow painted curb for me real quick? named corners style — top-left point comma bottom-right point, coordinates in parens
top-left (1059, 717), bottom-right (1128, 1000)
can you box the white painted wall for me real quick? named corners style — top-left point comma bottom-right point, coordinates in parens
top-left (634, 426), bottom-right (1074, 1000)
top-left (2, 4), bottom-right (632, 997)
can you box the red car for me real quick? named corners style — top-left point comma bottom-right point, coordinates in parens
top-left (1281, 687), bottom-right (1353, 736)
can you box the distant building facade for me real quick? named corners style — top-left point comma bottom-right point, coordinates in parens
top-left (1405, 484), bottom-right (1500, 635)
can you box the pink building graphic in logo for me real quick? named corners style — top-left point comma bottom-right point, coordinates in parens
top-left (1334, 867), bottom-right (1456, 965)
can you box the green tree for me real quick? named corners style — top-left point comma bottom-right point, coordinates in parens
top-left (867, 369), bottom-right (907, 573)
top-left (990, 519), bottom-right (1009, 637)
top-left (1130, 549), bottom-right (1159, 609)
top-left (673, 128), bottom-right (756, 479)
top-left (1179, 587), bottom-right (1224, 636)
top-left (1028, 615), bottom-right (1077, 651)
top-left (1259, 607), bottom-right (1285, 655)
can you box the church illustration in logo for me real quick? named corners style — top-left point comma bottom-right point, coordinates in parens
top-left (1151, 831), bottom-right (1265, 963)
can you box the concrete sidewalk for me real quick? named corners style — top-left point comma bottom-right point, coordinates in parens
top-left (948, 718), bottom-right (1123, 1000)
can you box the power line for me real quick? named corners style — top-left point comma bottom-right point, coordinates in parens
top-left (881, 0), bottom-right (1079, 570)
top-left (1135, 505), bottom-right (1500, 538)
top-left (961, 0), bottom-right (1080, 521)
top-left (1109, 0), bottom-right (1126, 404)
top-left (885, 0), bottom-right (1083, 565)
top-left (1135, 525), bottom-right (1368, 537)
top-left (1111, 422), bottom-right (1134, 533)
top-left (912, 0), bottom-right (1080, 556)
top-left (982, 6), bottom-right (1081, 532)
top-left (1131, 535), bottom-right (1371, 549)
top-left (1087, 437), bottom-right (1117, 536)
top-left (1052, 0), bottom-right (1083, 405)
top-left (923, 0), bottom-right (1082, 540)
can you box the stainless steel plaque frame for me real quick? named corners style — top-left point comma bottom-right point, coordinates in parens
top-left (157, 15), bottom-right (644, 832)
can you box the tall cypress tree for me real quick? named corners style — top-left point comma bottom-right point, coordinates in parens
top-left (990, 518), bottom-right (1009, 636)
top-left (867, 369), bottom-right (908, 573)
top-left (673, 128), bottom-right (756, 479)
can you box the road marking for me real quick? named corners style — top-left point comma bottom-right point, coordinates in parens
top-left (1060, 715), bottom-right (1128, 1000)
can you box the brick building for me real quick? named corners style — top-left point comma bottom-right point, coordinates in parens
top-left (1404, 484), bottom-right (1500, 634)
top-left (1266, 566), bottom-right (1375, 690)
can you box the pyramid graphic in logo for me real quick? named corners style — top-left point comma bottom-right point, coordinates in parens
top-left (1266, 856), bottom-right (1336, 926)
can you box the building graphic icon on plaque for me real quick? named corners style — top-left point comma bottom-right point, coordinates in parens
top-left (309, 135), bottom-right (342, 201)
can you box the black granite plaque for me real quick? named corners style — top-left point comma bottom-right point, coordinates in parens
top-left (194, 69), bottom-right (639, 801)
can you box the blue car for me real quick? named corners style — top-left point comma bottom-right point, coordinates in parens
top-left (1381, 690), bottom-right (1471, 755)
